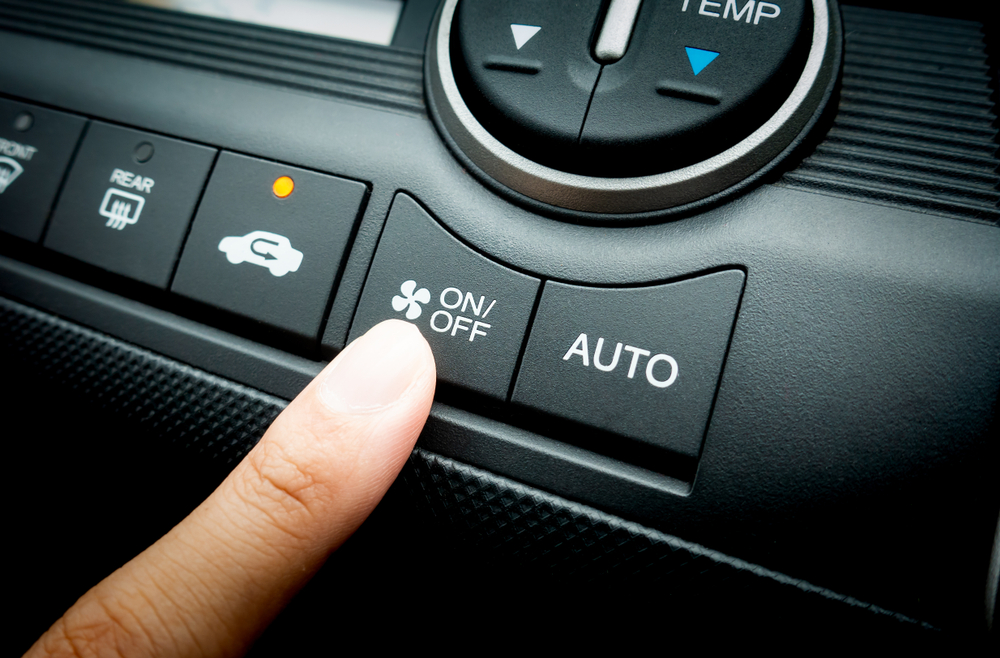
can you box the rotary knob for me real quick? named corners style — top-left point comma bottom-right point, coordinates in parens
top-left (428, 0), bottom-right (840, 216)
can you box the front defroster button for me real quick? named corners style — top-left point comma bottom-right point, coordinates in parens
top-left (0, 99), bottom-right (86, 242)
top-left (512, 271), bottom-right (744, 459)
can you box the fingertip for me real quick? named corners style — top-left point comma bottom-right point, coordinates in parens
top-left (318, 319), bottom-right (435, 415)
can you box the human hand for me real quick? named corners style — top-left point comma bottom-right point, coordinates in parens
top-left (26, 319), bottom-right (435, 658)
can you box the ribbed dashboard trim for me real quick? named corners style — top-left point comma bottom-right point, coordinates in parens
top-left (781, 6), bottom-right (1000, 224)
top-left (0, 0), bottom-right (426, 114)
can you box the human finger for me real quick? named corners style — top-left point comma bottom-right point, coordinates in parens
top-left (26, 318), bottom-right (435, 658)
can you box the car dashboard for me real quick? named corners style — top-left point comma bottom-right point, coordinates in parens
top-left (1, 0), bottom-right (998, 648)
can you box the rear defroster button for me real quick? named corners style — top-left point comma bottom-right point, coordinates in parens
top-left (44, 122), bottom-right (216, 288)
top-left (512, 271), bottom-right (744, 459)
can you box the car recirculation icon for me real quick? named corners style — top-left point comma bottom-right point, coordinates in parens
top-left (218, 230), bottom-right (304, 277)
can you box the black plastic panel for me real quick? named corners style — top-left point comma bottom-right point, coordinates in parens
top-left (0, 0), bottom-right (998, 639)
top-left (2, 295), bottom-right (935, 654)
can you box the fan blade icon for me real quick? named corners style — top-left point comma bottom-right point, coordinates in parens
top-left (392, 280), bottom-right (431, 320)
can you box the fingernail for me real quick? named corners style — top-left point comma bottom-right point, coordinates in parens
top-left (318, 320), bottom-right (431, 413)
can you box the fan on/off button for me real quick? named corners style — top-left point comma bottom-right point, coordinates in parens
top-left (348, 194), bottom-right (539, 402)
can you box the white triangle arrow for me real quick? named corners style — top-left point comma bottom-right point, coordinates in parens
top-left (510, 24), bottom-right (541, 50)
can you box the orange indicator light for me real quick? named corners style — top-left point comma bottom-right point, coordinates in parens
top-left (272, 176), bottom-right (294, 198)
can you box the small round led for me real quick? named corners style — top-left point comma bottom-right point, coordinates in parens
top-left (13, 111), bottom-right (34, 133)
top-left (272, 176), bottom-right (294, 198)
top-left (133, 142), bottom-right (155, 164)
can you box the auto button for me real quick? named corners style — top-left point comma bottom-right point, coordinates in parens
top-left (349, 194), bottom-right (540, 402)
top-left (512, 271), bottom-right (744, 459)
top-left (172, 152), bottom-right (366, 346)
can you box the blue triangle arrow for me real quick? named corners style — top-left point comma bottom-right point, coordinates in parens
top-left (685, 47), bottom-right (719, 76)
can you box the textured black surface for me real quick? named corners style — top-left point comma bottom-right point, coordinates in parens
top-left (782, 6), bottom-right (1000, 224)
top-left (397, 447), bottom-right (925, 622)
top-left (1, 293), bottom-right (935, 648)
top-left (0, 295), bottom-right (283, 465)
top-left (0, 0), bottom-right (425, 114)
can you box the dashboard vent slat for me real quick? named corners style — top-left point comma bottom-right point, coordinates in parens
top-left (0, 0), bottom-right (426, 115)
top-left (782, 6), bottom-right (1000, 225)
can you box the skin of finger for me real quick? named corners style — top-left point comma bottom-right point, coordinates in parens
top-left (26, 325), bottom-right (435, 658)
